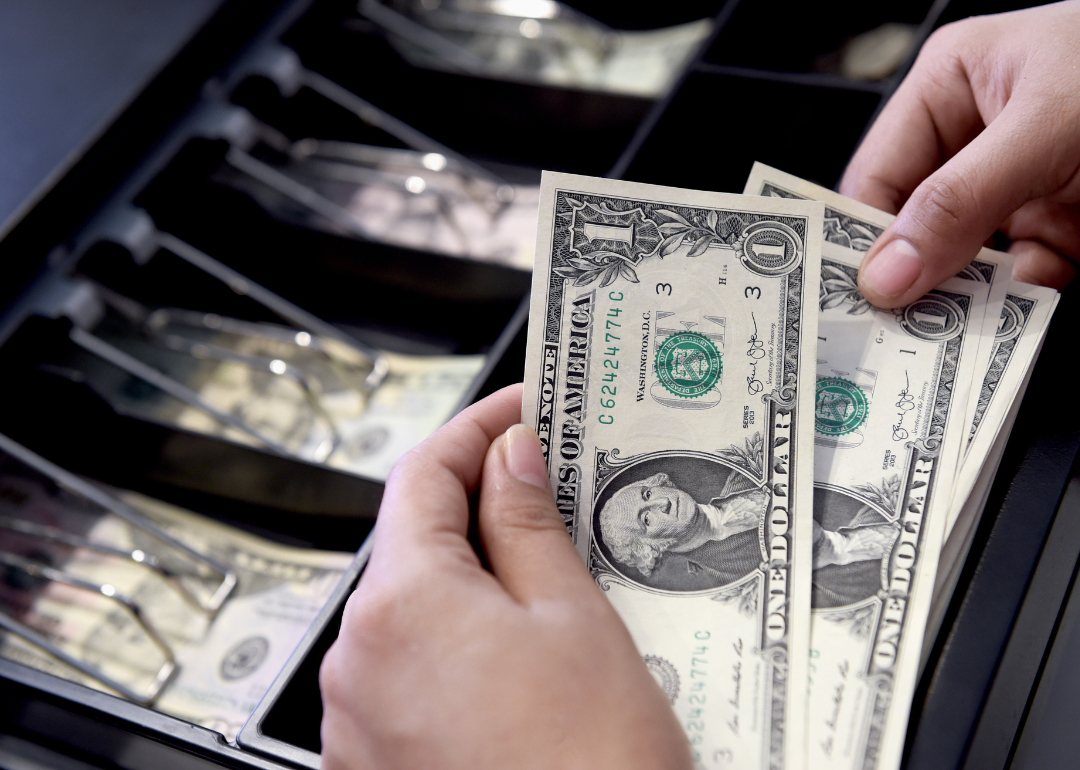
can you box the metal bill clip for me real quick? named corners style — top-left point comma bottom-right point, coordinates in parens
top-left (360, 0), bottom-right (616, 72)
top-left (220, 45), bottom-right (514, 197)
top-left (0, 434), bottom-right (237, 613)
top-left (0, 513), bottom-right (217, 615)
top-left (0, 434), bottom-right (240, 703)
top-left (138, 304), bottom-right (346, 463)
top-left (283, 139), bottom-right (515, 216)
top-left (32, 275), bottom-right (367, 464)
top-left (0, 551), bottom-right (178, 706)
top-left (88, 206), bottom-right (388, 394)
top-left (45, 205), bottom-right (390, 463)
top-left (30, 277), bottom-right (294, 459)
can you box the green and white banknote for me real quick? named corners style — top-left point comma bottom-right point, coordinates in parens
top-left (742, 162), bottom-right (1056, 541)
top-left (805, 241), bottom-right (988, 770)
top-left (742, 164), bottom-right (1058, 767)
top-left (947, 278), bottom-right (1057, 529)
top-left (743, 163), bottom-right (1010, 481)
top-left (68, 320), bottom-right (485, 482)
top-left (521, 172), bottom-right (824, 770)
top-left (0, 476), bottom-right (354, 742)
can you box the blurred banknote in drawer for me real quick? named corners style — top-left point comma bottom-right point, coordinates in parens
top-left (217, 144), bottom-right (539, 271)
top-left (60, 311), bottom-right (485, 481)
top-left (367, 0), bottom-right (712, 98)
top-left (0, 469), bottom-right (354, 742)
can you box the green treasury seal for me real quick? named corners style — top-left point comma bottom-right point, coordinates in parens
top-left (815, 377), bottom-right (869, 436)
top-left (654, 331), bottom-right (722, 399)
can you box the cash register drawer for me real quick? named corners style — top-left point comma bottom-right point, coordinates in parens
top-left (1, 1), bottom-right (1076, 769)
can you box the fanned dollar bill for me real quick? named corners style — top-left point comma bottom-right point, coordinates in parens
top-left (0, 473), bottom-right (354, 741)
top-left (947, 279), bottom-right (1058, 526)
top-left (923, 291), bottom-right (1057, 659)
top-left (741, 162), bottom-right (1052, 540)
top-left (522, 172), bottom-right (824, 770)
top-left (805, 241), bottom-right (989, 770)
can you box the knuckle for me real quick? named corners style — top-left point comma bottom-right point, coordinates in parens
top-left (911, 37), bottom-right (965, 92)
top-left (925, 15), bottom-right (991, 56)
top-left (922, 23), bottom-right (959, 55)
top-left (335, 588), bottom-right (408, 660)
top-left (486, 495), bottom-right (564, 536)
top-left (342, 587), bottom-right (399, 638)
top-left (318, 642), bottom-right (348, 704)
top-left (383, 448), bottom-right (422, 488)
top-left (320, 592), bottom-right (407, 704)
top-left (925, 18), bottom-right (972, 50)
top-left (912, 176), bottom-right (975, 237)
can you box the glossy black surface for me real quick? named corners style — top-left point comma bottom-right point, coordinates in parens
top-left (0, 0), bottom-right (222, 237)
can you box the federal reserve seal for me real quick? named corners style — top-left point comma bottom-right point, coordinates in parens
top-left (643, 655), bottom-right (680, 704)
top-left (815, 377), bottom-right (869, 436)
top-left (654, 331), bottom-right (722, 399)
top-left (220, 636), bottom-right (269, 681)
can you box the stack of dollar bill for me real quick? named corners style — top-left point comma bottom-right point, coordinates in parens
top-left (521, 165), bottom-right (1057, 770)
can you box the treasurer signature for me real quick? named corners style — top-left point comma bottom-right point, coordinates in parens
top-left (746, 313), bottom-right (765, 395)
top-left (892, 371), bottom-right (915, 440)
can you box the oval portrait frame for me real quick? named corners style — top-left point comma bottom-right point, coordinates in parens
top-left (592, 451), bottom-right (767, 594)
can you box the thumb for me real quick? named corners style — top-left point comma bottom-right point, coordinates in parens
top-left (477, 424), bottom-right (596, 605)
top-left (857, 100), bottom-right (1066, 308)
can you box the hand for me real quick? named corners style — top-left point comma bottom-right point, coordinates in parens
top-left (319, 384), bottom-right (691, 770)
top-left (841, 1), bottom-right (1080, 308)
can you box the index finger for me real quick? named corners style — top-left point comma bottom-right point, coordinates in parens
top-left (839, 21), bottom-right (988, 212)
top-left (368, 383), bottom-right (524, 570)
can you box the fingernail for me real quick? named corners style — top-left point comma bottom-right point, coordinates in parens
top-left (860, 238), bottom-right (922, 298)
top-left (504, 424), bottom-right (550, 490)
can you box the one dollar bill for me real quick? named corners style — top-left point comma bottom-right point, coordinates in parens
top-left (741, 162), bottom-right (1048, 540)
top-left (806, 242), bottom-right (989, 770)
top-left (522, 172), bottom-right (824, 770)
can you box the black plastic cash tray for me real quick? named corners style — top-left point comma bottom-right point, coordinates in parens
top-left (1, 1), bottom-right (1077, 768)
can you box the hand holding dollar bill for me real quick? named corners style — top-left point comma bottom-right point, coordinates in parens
top-left (0, 163), bottom-right (1057, 770)
top-left (523, 172), bottom-right (825, 770)
top-left (743, 164), bottom-right (1058, 642)
top-left (522, 166), bottom-right (1056, 770)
